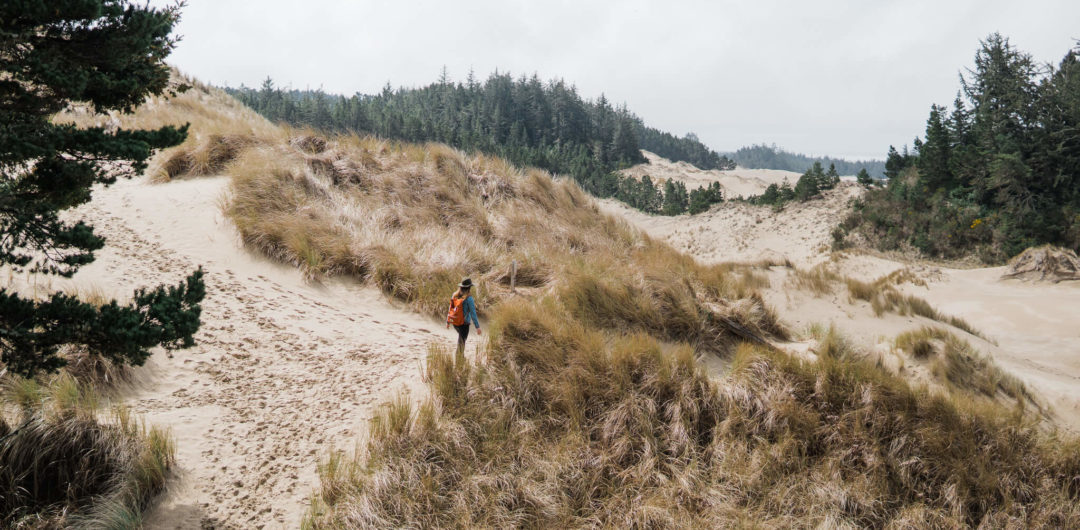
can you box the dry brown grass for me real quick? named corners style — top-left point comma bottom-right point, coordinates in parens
top-left (53, 70), bottom-right (286, 183)
top-left (304, 308), bottom-right (1080, 528)
top-left (789, 263), bottom-right (984, 339)
top-left (244, 136), bottom-right (1079, 527)
top-left (221, 132), bottom-right (784, 342)
top-left (0, 285), bottom-right (172, 528)
top-left (895, 326), bottom-right (1037, 409)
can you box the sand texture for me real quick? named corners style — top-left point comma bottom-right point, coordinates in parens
top-left (53, 176), bottom-right (444, 528)
top-left (599, 183), bottom-right (862, 267)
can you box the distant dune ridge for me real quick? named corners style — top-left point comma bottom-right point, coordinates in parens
top-left (621, 150), bottom-right (803, 198)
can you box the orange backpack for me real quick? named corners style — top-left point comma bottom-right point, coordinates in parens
top-left (447, 296), bottom-right (466, 326)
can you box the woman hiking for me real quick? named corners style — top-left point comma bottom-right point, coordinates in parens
top-left (446, 277), bottom-right (481, 357)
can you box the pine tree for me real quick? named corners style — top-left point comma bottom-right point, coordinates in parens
top-left (856, 168), bottom-right (873, 187)
top-left (759, 184), bottom-right (780, 205)
top-left (884, 146), bottom-right (909, 179)
top-left (825, 163), bottom-right (840, 188)
top-left (795, 161), bottom-right (826, 200)
top-left (918, 104), bottom-right (953, 191)
top-left (0, 0), bottom-right (206, 377)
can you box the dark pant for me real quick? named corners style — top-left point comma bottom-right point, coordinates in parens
top-left (454, 324), bottom-right (470, 346)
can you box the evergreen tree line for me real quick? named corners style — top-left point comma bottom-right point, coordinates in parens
top-left (731, 143), bottom-right (885, 177)
top-left (226, 71), bottom-right (734, 213)
top-left (639, 130), bottom-right (735, 170)
top-left (746, 161), bottom-right (842, 207)
top-left (616, 176), bottom-right (723, 215)
top-left (837, 34), bottom-right (1080, 262)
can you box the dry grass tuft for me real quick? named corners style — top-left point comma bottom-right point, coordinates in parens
top-left (54, 69), bottom-right (286, 183)
top-left (790, 263), bottom-right (842, 295)
top-left (895, 326), bottom-right (1037, 408)
top-left (846, 276), bottom-right (982, 337)
top-left (0, 373), bottom-right (174, 528)
top-left (788, 263), bottom-right (983, 338)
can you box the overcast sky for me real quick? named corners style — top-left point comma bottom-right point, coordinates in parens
top-left (159, 0), bottom-right (1080, 160)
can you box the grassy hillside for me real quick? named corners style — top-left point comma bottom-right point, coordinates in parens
top-left (71, 74), bottom-right (1080, 527)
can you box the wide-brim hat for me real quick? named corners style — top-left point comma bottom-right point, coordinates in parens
top-left (459, 278), bottom-right (473, 288)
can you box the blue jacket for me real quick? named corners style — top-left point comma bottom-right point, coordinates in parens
top-left (462, 296), bottom-right (480, 328)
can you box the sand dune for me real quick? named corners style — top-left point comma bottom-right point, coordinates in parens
top-left (599, 183), bottom-right (862, 267)
top-left (620, 150), bottom-right (803, 198)
top-left (55, 176), bottom-right (446, 528)
top-left (607, 189), bottom-right (1080, 431)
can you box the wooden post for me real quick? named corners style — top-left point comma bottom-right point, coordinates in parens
top-left (510, 260), bottom-right (517, 293)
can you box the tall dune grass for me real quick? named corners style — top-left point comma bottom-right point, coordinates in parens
top-left (53, 71), bottom-right (286, 183)
top-left (0, 286), bottom-right (173, 528)
top-left (304, 308), bottom-right (1080, 527)
top-left (894, 326), bottom-right (1036, 408)
top-left (222, 133), bottom-right (781, 342)
top-left (0, 373), bottom-right (174, 528)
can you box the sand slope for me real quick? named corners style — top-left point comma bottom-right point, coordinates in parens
top-left (60, 176), bottom-right (447, 528)
top-left (607, 190), bottom-right (1080, 430)
top-left (620, 150), bottom-right (803, 198)
top-left (599, 184), bottom-right (862, 267)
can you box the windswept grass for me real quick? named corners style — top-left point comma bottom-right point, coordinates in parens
top-left (790, 263), bottom-right (985, 339)
top-left (219, 130), bottom-right (784, 344)
top-left (895, 326), bottom-right (1037, 408)
top-left (53, 70), bottom-right (286, 183)
top-left (0, 372), bottom-right (174, 528)
top-left (304, 306), bottom-right (1080, 527)
top-left (846, 275), bottom-right (982, 337)
top-left (0, 284), bottom-right (173, 528)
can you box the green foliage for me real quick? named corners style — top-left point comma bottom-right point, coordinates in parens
top-left (226, 72), bottom-right (734, 215)
top-left (732, 143), bottom-right (885, 176)
top-left (687, 182), bottom-right (723, 214)
top-left (856, 168), bottom-right (874, 187)
top-left (840, 34), bottom-right (1080, 262)
top-left (0, 376), bottom-right (174, 528)
top-left (661, 179), bottom-right (688, 215)
top-left (747, 161), bottom-right (837, 207)
top-left (0, 0), bottom-right (206, 377)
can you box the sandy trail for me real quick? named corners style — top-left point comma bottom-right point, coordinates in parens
top-left (63, 176), bottom-right (443, 528)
